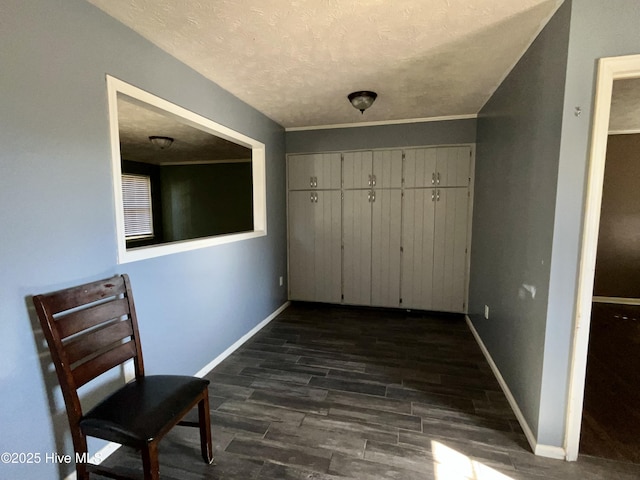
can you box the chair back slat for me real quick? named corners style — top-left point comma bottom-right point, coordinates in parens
top-left (59, 297), bottom-right (130, 339)
top-left (72, 341), bottom-right (138, 388)
top-left (66, 319), bottom-right (134, 366)
top-left (42, 276), bottom-right (127, 315)
top-left (33, 274), bottom-right (145, 414)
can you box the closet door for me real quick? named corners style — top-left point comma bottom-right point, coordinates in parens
top-left (403, 148), bottom-right (437, 188)
top-left (313, 190), bottom-right (343, 303)
top-left (403, 146), bottom-right (471, 188)
top-left (288, 153), bottom-right (341, 190)
top-left (343, 190), bottom-right (372, 305)
top-left (435, 146), bottom-right (471, 187)
top-left (371, 189), bottom-right (402, 307)
top-left (432, 187), bottom-right (469, 312)
top-left (288, 190), bottom-right (341, 303)
top-left (400, 188), bottom-right (436, 310)
top-left (372, 150), bottom-right (403, 188)
top-left (289, 191), bottom-right (317, 301)
top-left (343, 151), bottom-right (373, 189)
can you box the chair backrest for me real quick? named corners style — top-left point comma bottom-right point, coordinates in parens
top-left (33, 274), bottom-right (144, 423)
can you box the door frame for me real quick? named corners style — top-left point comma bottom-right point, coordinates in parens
top-left (565, 54), bottom-right (640, 461)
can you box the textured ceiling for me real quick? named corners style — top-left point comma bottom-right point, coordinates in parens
top-left (118, 94), bottom-right (250, 164)
top-left (88, 0), bottom-right (563, 129)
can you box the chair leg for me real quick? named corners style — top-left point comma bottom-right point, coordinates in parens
top-left (72, 430), bottom-right (90, 480)
top-left (75, 462), bottom-right (89, 480)
top-left (198, 391), bottom-right (214, 464)
top-left (141, 442), bottom-right (160, 480)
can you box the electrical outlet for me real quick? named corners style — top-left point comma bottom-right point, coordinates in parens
top-left (484, 305), bottom-right (489, 319)
top-left (279, 276), bottom-right (283, 287)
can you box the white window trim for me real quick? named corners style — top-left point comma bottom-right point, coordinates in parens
top-left (107, 75), bottom-right (267, 264)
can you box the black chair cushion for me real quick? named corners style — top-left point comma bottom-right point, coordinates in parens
top-left (79, 375), bottom-right (209, 446)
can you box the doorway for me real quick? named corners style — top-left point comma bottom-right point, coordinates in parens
top-left (565, 54), bottom-right (640, 461)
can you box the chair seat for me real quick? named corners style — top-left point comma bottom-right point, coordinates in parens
top-left (80, 375), bottom-right (209, 446)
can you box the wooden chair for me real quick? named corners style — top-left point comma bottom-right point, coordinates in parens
top-left (33, 274), bottom-right (213, 480)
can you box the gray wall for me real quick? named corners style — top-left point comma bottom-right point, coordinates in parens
top-left (160, 162), bottom-right (253, 241)
top-left (468, 0), bottom-right (571, 443)
top-left (540, 0), bottom-right (640, 446)
top-left (286, 118), bottom-right (476, 154)
top-left (0, 0), bottom-right (286, 478)
top-left (471, 0), bottom-right (640, 448)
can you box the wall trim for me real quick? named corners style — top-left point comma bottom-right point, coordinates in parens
top-left (106, 75), bottom-right (267, 264)
top-left (285, 113), bottom-right (477, 132)
top-left (592, 296), bottom-right (640, 306)
top-left (64, 301), bottom-right (290, 480)
top-left (608, 128), bottom-right (640, 135)
top-left (465, 316), bottom-right (567, 460)
top-left (193, 301), bottom-right (290, 377)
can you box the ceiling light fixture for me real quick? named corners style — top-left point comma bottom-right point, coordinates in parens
top-left (348, 91), bottom-right (377, 114)
top-left (149, 135), bottom-right (174, 149)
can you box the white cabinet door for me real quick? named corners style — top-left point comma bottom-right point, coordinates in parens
top-left (404, 147), bottom-right (471, 188)
top-left (343, 151), bottom-right (372, 189)
top-left (343, 190), bottom-right (372, 305)
top-left (289, 191), bottom-right (317, 301)
top-left (401, 189), bottom-right (436, 310)
top-left (288, 153), bottom-right (341, 190)
top-left (343, 150), bottom-right (402, 189)
top-left (432, 187), bottom-right (469, 313)
top-left (435, 146), bottom-right (471, 187)
top-left (288, 190), bottom-right (341, 303)
top-left (372, 150), bottom-right (403, 188)
top-left (404, 148), bottom-right (437, 188)
top-left (371, 189), bottom-right (402, 307)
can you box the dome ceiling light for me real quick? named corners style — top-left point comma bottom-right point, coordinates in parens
top-left (148, 135), bottom-right (174, 149)
top-left (348, 91), bottom-right (377, 114)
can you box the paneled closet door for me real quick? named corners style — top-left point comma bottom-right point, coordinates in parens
top-left (343, 151), bottom-right (373, 189)
top-left (371, 189), bottom-right (402, 307)
top-left (435, 146), bottom-right (471, 187)
top-left (288, 153), bottom-right (342, 190)
top-left (432, 187), bottom-right (469, 313)
top-left (288, 190), bottom-right (342, 303)
top-left (313, 190), bottom-right (342, 304)
top-left (372, 150), bottom-right (403, 188)
top-left (343, 190), bottom-right (372, 305)
top-left (403, 148), bottom-right (437, 188)
top-left (400, 188), bottom-right (436, 310)
top-left (288, 190), bottom-right (317, 301)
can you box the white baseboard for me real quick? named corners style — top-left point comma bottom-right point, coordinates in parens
top-left (194, 301), bottom-right (290, 378)
top-left (63, 301), bottom-right (290, 480)
top-left (465, 315), bottom-right (567, 460)
top-left (534, 443), bottom-right (566, 459)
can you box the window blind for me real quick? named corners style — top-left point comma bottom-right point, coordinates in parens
top-left (122, 174), bottom-right (153, 238)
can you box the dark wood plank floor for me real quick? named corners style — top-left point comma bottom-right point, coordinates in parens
top-left (100, 303), bottom-right (640, 479)
top-left (580, 302), bottom-right (640, 464)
